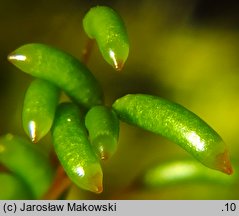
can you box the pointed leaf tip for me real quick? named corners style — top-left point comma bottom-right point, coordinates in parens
top-left (100, 153), bottom-right (109, 161)
top-left (90, 180), bottom-right (103, 194)
top-left (31, 136), bottom-right (37, 144)
top-left (215, 150), bottom-right (233, 175)
top-left (7, 53), bottom-right (27, 62)
top-left (90, 171), bottom-right (103, 194)
top-left (115, 60), bottom-right (124, 71)
top-left (109, 50), bottom-right (125, 71)
top-left (95, 185), bottom-right (103, 194)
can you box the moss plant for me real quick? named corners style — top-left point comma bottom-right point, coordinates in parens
top-left (0, 5), bottom-right (234, 199)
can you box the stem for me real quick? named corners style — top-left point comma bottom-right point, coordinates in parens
top-left (41, 165), bottom-right (71, 200)
top-left (0, 165), bottom-right (9, 173)
top-left (81, 39), bottom-right (95, 65)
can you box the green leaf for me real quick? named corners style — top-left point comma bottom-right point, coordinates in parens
top-left (85, 105), bottom-right (119, 160)
top-left (112, 94), bottom-right (233, 175)
top-left (83, 6), bottom-right (129, 71)
top-left (52, 103), bottom-right (103, 193)
top-left (22, 79), bottom-right (60, 143)
top-left (8, 43), bottom-right (103, 108)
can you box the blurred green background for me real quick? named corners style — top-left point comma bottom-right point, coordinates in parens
top-left (1, 0), bottom-right (239, 199)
